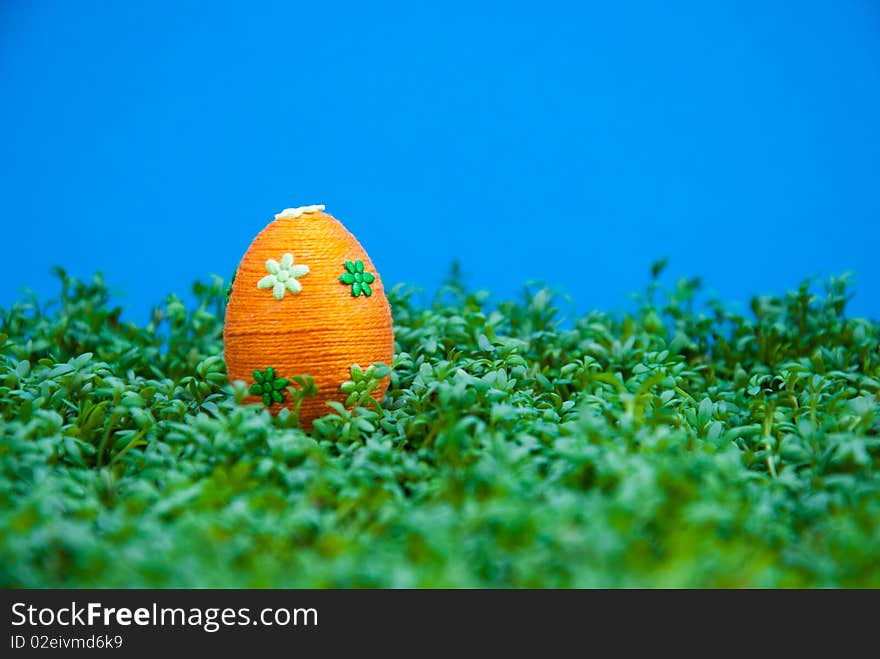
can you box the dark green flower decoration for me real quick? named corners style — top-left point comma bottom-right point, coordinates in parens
top-left (249, 367), bottom-right (288, 406)
top-left (339, 260), bottom-right (376, 297)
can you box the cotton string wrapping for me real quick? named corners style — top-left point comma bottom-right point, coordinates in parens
top-left (223, 206), bottom-right (394, 427)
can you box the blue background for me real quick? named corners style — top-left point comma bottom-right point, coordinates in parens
top-left (2, 1), bottom-right (878, 321)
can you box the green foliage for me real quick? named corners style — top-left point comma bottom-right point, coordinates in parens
top-left (0, 267), bottom-right (878, 587)
top-left (286, 374), bottom-right (318, 429)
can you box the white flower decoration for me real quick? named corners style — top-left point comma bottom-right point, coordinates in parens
top-left (274, 205), bottom-right (325, 220)
top-left (258, 253), bottom-right (310, 300)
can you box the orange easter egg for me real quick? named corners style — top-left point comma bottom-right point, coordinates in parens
top-left (223, 204), bottom-right (394, 427)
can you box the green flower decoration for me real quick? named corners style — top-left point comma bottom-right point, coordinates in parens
top-left (258, 253), bottom-right (309, 301)
top-left (339, 260), bottom-right (376, 297)
top-left (249, 367), bottom-right (289, 407)
top-left (339, 362), bottom-right (391, 407)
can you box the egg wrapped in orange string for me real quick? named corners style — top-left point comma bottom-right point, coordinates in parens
top-left (223, 204), bottom-right (394, 427)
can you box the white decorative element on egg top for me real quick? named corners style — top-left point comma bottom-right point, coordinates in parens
top-left (274, 205), bottom-right (326, 220)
